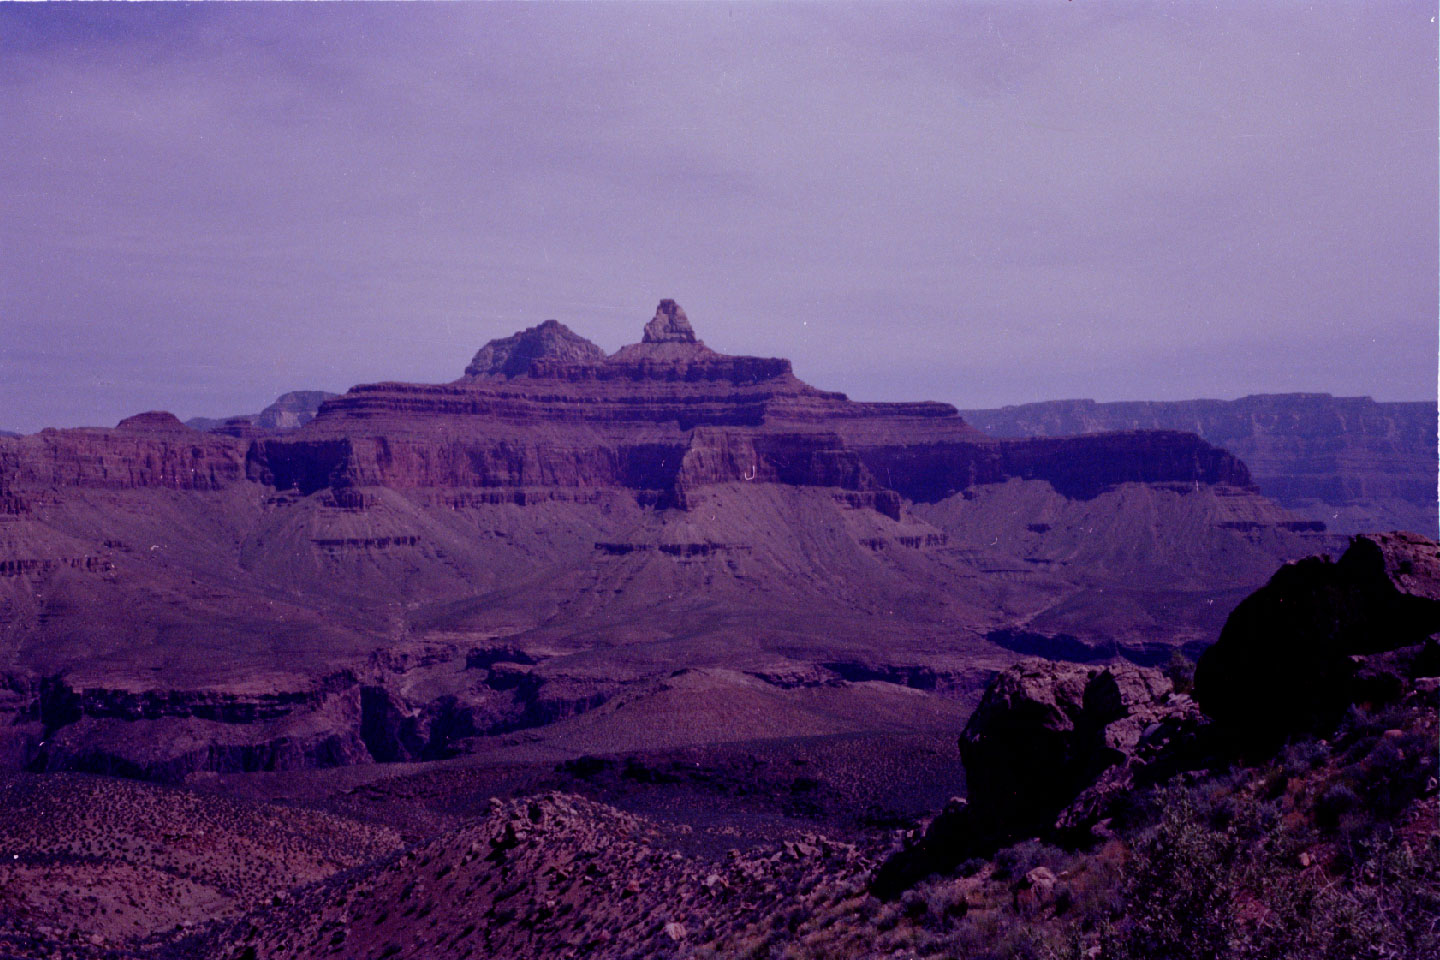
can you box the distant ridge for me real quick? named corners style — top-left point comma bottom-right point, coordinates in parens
top-left (185, 389), bottom-right (337, 435)
top-left (959, 394), bottom-right (1438, 536)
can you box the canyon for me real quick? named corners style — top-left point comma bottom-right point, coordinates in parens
top-left (0, 301), bottom-right (1341, 785)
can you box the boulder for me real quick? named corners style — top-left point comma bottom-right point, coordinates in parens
top-left (873, 659), bottom-right (1204, 896)
top-left (1194, 531), bottom-right (1440, 744)
top-left (956, 660), bottom-right (1179, 840)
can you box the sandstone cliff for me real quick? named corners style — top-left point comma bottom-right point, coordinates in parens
top-left (960, 394), bottom-right (1438, 535)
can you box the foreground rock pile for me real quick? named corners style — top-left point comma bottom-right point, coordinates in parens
top-left (1196, 530), bottom-right (1440, 742)
top-left (878, 531), bottom-right (1440, 899)
top-left (213, 792), bottom-right (872, 960)
top-left (873, 658), bottom-right (1206, 897)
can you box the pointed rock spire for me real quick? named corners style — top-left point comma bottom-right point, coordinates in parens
top-left (642, 300), bottom-right (697, 344)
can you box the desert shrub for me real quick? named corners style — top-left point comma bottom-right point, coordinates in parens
top-left (900, 889), bottom-right (929, 919)
top-left (1104, 779), bottom-right (1440, 960)
top-left (993, 840), bottom-right (1066, 882)
top-left (852, 895), bottom-right (880, 922)
top-left (1280, 737), bottom-right (1327, 774)
top-left (1104, 792), bottom-right (1238, 960)
top-left (1105, 785), bottom-right (1162, 833)
top-left (922, 882), bottom-right (970, 922)
top-left (1314, 782), bottom-right (1359, 832)
top-left (1355, 734), bottom-right (1430, 819)
top-left (1163, 650), bottom-right (1195, 695)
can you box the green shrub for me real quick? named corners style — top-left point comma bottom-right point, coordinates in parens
top-left (1163, 651), bottom-right (1195, 695)
top-left (1314, 782), bottom-right (1359, 832)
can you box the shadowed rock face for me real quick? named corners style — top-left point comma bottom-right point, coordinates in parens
top-left (1195, 531), bottom-right (1440, 743)
top-left (873, 659), bottom-right (1202, 896)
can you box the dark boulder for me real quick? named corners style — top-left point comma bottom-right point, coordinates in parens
top-left (1194, 531), bottom-right (1440, 745)
top-left (873, 659), bottom-right (1202, 897)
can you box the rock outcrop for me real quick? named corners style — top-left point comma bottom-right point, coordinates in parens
top-left (209, 792), bottom-right (870, 960)
top-left (0, 419), bottom-right (247, 490)
top-left (643, 298), bottom-right (698, 343)
top-left (877, 532), bottom-right (1440, 897)
top-left (114, 410), bottom-right (190, 432)
top-left (960, 394), bottom-right (1438, 535)
top-left (873, 659), bottom-right (1204, 896)
top-left (187, 390), bottom-right (338, 435)
top-left (256, 390), bottom-right (338, 430)
top-left (249, 301), bottom-right (1255, 510)
top-left (1195, 531), bottom-right (1440, 743)
top-left (462, 319), bottom-right (607, 379)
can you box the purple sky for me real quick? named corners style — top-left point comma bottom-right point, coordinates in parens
top-left (1, 3), bottom-right (1435, 432)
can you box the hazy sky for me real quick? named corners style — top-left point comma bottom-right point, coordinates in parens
top-left (1, 3), bottom-right (1435, 432)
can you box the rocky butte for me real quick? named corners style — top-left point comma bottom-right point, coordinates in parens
top-left (0, 300), bottom-right (1332, 780)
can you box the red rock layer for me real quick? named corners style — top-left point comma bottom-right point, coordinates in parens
top-left (244, 303), bottom-right (1250, 507)
top-left (0, 415), bottom-right (246, 491)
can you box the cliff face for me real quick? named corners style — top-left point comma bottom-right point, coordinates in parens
top-left (248, 303), bottom-right (1250, 510)
top-left (0, 413), bottom-right (247, 490)
top-left (960, 395), bottom-right (1438, 535)
top-left (0, 301), bottom-right (1334, 781)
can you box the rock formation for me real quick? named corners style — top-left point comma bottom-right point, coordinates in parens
top-left (462, 319), bottom-right (607, 379)
top-left (0, 299), bottom-right (1333, 782)
top-left (876, 531), bottom-right (1440, 897)
top-left (1195, 531), bottom-right (1440, 743)
top-left (185, 390), bottom-right (337, 434)
top-left (959, 394), bottom-right (1439, 535)
top-left (0, 415), bottom-right (247, 489)
top-left (256, 390), bottom-right (338, 430)
top-left (873, 659), bottom-right (1204, 896)
top-left (643, 298), bottom-right (697, 343)
top-left (249, 301), bottom-right (1252, 508)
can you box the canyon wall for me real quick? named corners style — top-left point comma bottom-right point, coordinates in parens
top-left (960, 394), bottom-right (1437, 535)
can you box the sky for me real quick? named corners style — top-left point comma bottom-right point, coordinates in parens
top-left (0, 2), bottom-right (1435, 432)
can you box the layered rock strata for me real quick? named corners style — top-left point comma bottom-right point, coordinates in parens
top-left (0, 300), bottom-right (1331, 781)
top-left (960, 395), bottom-right (1438, 535)
top-left (248, 302), bottom-right (1253, 509)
